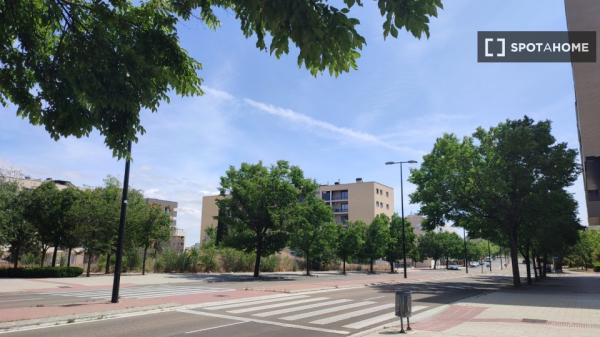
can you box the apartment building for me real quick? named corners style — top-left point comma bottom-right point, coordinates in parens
top-left (318, 178), bottom-right (394, 224)
top-left (565, 0), bottom-right (600, 230)
top-left (200, 195), bottom-right (220, 245)
top-left (200, 178), bottom-right (395, 246)
top-left (145, 198), bottom-right (185, 252)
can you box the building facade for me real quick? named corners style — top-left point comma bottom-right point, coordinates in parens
top-left (200, 195), bottom-right (220, 245)
top-left (145, 198), bottom-right (185, 252)
top-left (318, 178), bottom-right (394, 224)
top-left (565, 0), bottom-right (600, 230)
top-left (199, 179), bottom-right (395, 246)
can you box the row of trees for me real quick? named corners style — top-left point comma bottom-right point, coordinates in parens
top-left (0, 175), bottom-right (171, 275)
top-left (410, 116), bottom-right (582, 286)
top-left (211, 160), bottom-right (504, 277)
top-left (213, 161), bottom-right (421, 277)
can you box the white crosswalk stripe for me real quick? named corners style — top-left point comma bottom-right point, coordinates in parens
top-left (342, 305), bottom-right (428, 329)
top-left (228, 297), bottom-right (329, 314)
top-left (205, 295), bottom-right (309, 311)
top-left (280, 301), bottom-right (375, 321)
top-left (252, 299), bottom-right (352, 317)
top-left (42, 285), bottom-right (234, 299)
top-left (310, 303), bottom-right (395, 325)
top-left (342, 312), bottom-right (397, 329)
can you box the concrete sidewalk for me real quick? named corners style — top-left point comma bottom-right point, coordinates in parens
top-left (371, 272), bottom-right (600, 337)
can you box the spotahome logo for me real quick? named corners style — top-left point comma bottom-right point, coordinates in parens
top-left (478, 31), bottom-right (596, 62)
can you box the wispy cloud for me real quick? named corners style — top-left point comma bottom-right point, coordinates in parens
top-left (244, 98), bottom-right (415, 153)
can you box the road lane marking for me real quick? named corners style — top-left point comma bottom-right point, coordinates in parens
top-left (310, 303), bottom-right (395, 325)
top-left (185, 321), bottom-right (247, 334)
top-left (178, 309), bottom-right (349, 335)
top-left (347, 304), bottom-right (446, 337)
top-left (281, 301), bottom-right (376, 321)
top-left (363, 296), bottom-right (385, 301)
top-left (205, 295), bottom-right (309, 310)
top-left (227, 297), bottom-right (329, 314)
top-left (253, 299), bottom-right (352, 317)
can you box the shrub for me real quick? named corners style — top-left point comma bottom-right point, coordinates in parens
top-left (0, 267), bottom-right (83, 278)
top-left (199, 246), bottom-right (218, 272)
top-left (220, 248), bottom-right (254, 272)
top-left (260, 255), bottom-right (278, 272)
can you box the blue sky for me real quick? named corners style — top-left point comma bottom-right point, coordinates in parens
top-left (0, 0), bottom-right (587, 246)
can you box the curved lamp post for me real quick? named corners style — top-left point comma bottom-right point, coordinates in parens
top-left (385, 160), bottom-right (417, 279)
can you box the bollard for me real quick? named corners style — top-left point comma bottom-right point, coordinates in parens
top-left (395, 291), bottom-right (412, 333)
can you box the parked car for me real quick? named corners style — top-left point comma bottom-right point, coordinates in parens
top-left (447, 264), bottom-right (461, 270)
top-left (469, 261), bottom-right (480, 267)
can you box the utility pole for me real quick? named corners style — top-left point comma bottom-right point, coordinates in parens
top-left (112, 141), bottom-right (131, 303)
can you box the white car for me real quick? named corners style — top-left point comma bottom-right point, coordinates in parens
top-left (447, 264), bottom-right (461, 270)
top-left (469, 261), bottom-right (480, 267)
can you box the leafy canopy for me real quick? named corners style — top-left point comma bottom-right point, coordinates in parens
top-left (1, 0), bottom-right (443, 158)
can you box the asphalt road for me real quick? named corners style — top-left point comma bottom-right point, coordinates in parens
top-left (1, 273), bottom-right (513, 337)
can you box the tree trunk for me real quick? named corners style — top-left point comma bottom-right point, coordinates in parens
top-left (446, 256), bottom-right (449, 269)
top-left (51, 241), bottom-right (59, 267)
top-left (499, 253), bottom-right (503, 270)
top-left (509, 227), bottom-right (521, 287)
top-left (67, 247), bottom-right (72, 267)
top-left (86, 254), bottom-right (92, 277)
top-left (532, 254), bottom-right (538, 281)
top-left (524, 247), bottom-right (532, 285)
top-left (105, 253), bottom-right (111, 274)
top-left (433, 259), bottom-right (437, 270)
top-left (542, 255), bottom-right (548, 277)
top-left (305, 250), bottom-right (311, 276)
top-left (342, 259), bottom-right (346, 275)
top-left (369, 259), bottom-right (374, 273)
top-left (142, 245), bottom-right (148, 275)
top-left (253, 239), bottom-right (262, 278)
top-left (389, 260), bottom-right (395, 273)
top-left (40, 248), bottom-right (47, 267)
top-left (13, 245), bottom-right (20, 269)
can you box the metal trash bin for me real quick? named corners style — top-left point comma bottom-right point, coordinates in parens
top-left (395, 291), bottom-right (412, 333)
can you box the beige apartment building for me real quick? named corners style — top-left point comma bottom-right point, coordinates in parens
top-left (145, 198), bottom-right (185, 252)
top-left (200, 179), bottom-right (395, 245)
top-left (200, 195), bottom-right (220, 245)
top-left (318, 178), bottom-right (395, 224)
top-left (565, 0), bottom-right (600, 230)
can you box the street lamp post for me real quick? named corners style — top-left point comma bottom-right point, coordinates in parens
top-left (385, 160), bottom-right (417, 279)
top-left (112, 140), bottom-right (132, 303)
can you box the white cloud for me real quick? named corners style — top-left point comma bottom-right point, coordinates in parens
top-left (244, 98), bottom-right (416, 153)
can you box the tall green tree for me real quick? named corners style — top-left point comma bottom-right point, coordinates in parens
top-left (410, 117), bottom-right (579, 286)
top-left (337, 220), bottom-right (366, 275)
top-left (386, 214), bottom-right (416, 273)
top-left (418, 231), bottom-right (444, 269)
top-left (2, 0), bottom-right (443, 158)
top-left (362, 214), bottom-right (390, 273)
top-left (23, 182), bottom-right (80, 267)
top-left (0, 180), bottom-right (37, 268)
top-left (438, 231), bottom-right (463, 269)
top-left (289, 190), bottom-right (336, 276)
top-left (217, 161), bottom-right (306, 277)
top-left (136, 204), bottom-right (171, 275)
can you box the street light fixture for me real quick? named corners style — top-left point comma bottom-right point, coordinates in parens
top-left (385, 160), bottom-right (417, 279)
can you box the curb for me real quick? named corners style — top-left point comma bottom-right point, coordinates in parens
top-left (0, 303), bottom-right (179, 334)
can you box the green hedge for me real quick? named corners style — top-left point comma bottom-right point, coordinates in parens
top-left (0, 267), bottom-right (83, 278)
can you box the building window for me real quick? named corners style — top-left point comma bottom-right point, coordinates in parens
top-left (321, 191), bottom-right (331, 201)
top-left (376, 188), bottom-right (379, 194)
top-left (386, 191), bottom-right (389, 197)
top-left (386, 204), bottom-right (389, 209)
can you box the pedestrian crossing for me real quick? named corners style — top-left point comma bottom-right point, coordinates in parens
top-left (41, 284), bottom-right (235, 300)
top-left (194, 293), bottom-right (430, 332)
